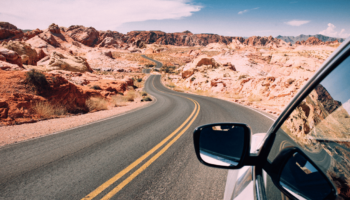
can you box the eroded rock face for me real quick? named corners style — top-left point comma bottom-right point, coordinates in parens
top-left (0, 22), bottom-right (24, 40)
top-left (1, 40), bottom-right (38, 65)
top-left (38, 52), bottom-right (93, 72)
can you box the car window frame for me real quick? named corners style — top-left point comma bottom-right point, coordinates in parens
top-left (253, 37), bottom-right (350, 200)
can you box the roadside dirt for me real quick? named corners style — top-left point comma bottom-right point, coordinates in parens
top-left (0, 100), bottom-right (152, 148)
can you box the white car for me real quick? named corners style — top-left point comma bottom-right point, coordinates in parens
top-left (193, 37), bottom-right (350, 200)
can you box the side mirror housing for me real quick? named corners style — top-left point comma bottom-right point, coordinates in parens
top-left (193, 123), bottom-right (256, 169)
top-left (271, 147), bottom-right (337, 200)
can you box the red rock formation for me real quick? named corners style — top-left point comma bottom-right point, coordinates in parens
top-left (295, 37), bottom-right (325, 45)
top-left (23, 28), bottom-right (43, 40)
top-left (0, 22), bottom-right (24, 40)
top-left (125, 30), bottom-right (242, 46)
top-left (0, 70), bottom-right (101, 125)
top-left (243, 36), bottom-right (282, 46)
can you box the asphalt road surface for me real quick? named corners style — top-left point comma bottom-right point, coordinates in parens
top-left (0, 74), bottom-right (274, 200)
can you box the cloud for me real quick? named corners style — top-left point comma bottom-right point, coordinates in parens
top-left (0, 0), bottom-right (202, 30)
top-left (284, 20), bottom-right (310, 26)
top-left (319, 23), bottom-right (350, 38)
top-left (238, 7), bottom-right (259, 15)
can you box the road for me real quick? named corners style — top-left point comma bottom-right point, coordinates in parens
top-left (0, 75), bottom-right (274, 199)
top-left (141, 55), bottom-right (162, 73)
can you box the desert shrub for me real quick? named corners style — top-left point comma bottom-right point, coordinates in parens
top-left (136, 78), bottom-right (143, 82)
top-left (141, 96), bottom-right (152, 102)
top-left (141, 91), bottom-right (148, 96)
top-left (111, 95), bottom-right (128, 107)
top-left (86, 97), bottom-right (108, 111)
top-left (32, 101), bottom-right (67, 118)
top-left (26, 69), bottom-right (49, 92)
top-left (91, 85), bottom-right (102, 90)
top-left (191, 77), bottom-right (196, 82)
top-left (238, 75), bottom-right (248, 80)
top-left (223, 73), bottom-right (230, 77)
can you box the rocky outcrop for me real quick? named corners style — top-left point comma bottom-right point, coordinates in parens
top-left (0, 47), bottom-right (23, 67)
top-left (182, 56), bottom-right (220, 78)
top-left (1, 40), bottom-right (38, 65)
top-left (0, 60), bottom-right (24, 71)
top-left (125, 30), bottom-right (241, 46)
top-left (243, 36), bottom-right (287, 47)
top-left (87, 78), bottom-right (134, 97)
top-left (0, 22), bottom-right (24, 40)
top-left (23, 28), bottom-right (43, 40)
top-left (66, 25), bottom-right (100, 47)
top-left (37, 51), bottom-right (93, 72)
top-left (295, 37), bottom-right (325, 45)
top-left (0, 70), bottom-right (101, 125)
top-left (97, 37), bottom-right (119, 48)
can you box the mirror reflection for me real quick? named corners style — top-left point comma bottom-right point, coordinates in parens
top-left (199, 124), bottom-right (245, 166)
top-left (280, 152), bottom-right (333, 200)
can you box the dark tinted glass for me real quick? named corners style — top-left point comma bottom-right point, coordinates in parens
top-left (199, 125), bottom-right (245, 166)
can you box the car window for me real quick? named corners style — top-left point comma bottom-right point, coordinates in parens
top-left (266, 52), bottom-right (350, 199)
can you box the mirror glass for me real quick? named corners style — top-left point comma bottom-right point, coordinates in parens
top-left (280, 152), bottom-right (334, 200)
top-left (199, 124), bottom-right (245, 166)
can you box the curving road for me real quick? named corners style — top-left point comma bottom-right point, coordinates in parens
top-left (141, 55), bottom-right (162, 73)
top-left (0, 74), bottom-right (274, 199)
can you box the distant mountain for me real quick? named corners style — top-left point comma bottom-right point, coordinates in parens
top-left (21, 29), bottom-right (32, 33)
top-left (276, 34), bottom-right (345, 44)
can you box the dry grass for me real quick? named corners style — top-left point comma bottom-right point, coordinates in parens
top-left (247, 94), bottom-right (262, 102)
top-left (32, 102), bottom-right (67, 118)
top-left (124, 90), bottom-right (140, 102)
top-left (86, 97), bottom-right (108, 111)
top-left (201, 51), bottom-right (221, 57)
top-left (194, 89), bottom-right (215, 97)
top-left (111, 95), bottom-right (128, 107)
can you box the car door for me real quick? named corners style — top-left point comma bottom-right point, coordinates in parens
top-left (255, 38), bottom-right (350, 200)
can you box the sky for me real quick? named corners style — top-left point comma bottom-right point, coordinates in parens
top-left (1, 0), bottom-right (350, 38)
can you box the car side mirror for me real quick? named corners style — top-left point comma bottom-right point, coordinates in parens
top-left (193, 123), bottom-right (254, 169)
top-left (271, 147), bottom-right (337, 200)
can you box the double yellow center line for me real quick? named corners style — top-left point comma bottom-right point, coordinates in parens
top-left (82, 76), bottom-right (200, 200)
